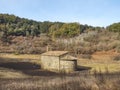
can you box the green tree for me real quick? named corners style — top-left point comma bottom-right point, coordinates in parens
top-left (56, 23), bottom-right (80, 38)
top-left (107, 22), bottom-right (120, 32)
top-left (39, 21), bottom-right (52, 33)
top-left (48, 22), bottom-right (63, 39)
top-left (0, 24), bottom-right (9, 42)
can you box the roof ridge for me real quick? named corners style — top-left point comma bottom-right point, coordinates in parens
top-left (41, 51), bottom-right (69, 56)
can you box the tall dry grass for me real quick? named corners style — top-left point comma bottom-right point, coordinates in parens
top-left (0, 70), bottom-right (120, 90)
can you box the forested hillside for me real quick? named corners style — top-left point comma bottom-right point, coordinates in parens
top-left (0, 13), bottom-right (120, 54)
top-left (0, 14), bottom-right (103, 38)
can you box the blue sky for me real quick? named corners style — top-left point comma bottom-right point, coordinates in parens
top-left (0, 0), bottom-right (120, 27)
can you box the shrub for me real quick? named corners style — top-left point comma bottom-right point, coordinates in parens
top-left (113, 55), bottom-right (120, 61)
top-left (79, 54), bottom-right (92, 59)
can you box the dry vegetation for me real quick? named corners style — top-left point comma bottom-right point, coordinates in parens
top-left (0, 30), bottom-right (120, 90)
top-left (0, 72), bottom-right (120, 90)
top-left (0, 30), bottom-right (120, 55)
top-left (0, 53), bottom-right (120, 90)
top-left (55, 30), bottom-right (120, 54)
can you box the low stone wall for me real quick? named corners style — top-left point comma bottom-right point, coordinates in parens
top-left (60, 60), bottom-right (77, 73)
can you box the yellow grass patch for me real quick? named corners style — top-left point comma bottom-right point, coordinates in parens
top-left (0, 53), bottom-right (41, 64)
top-left (0, 67), bottom-right (28, 78)
top-left (78, 59), bottom-right (120, 73)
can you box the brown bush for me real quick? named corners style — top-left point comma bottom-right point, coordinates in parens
top-left (112, 55), bottom-right (120, 61)
top-left (79, 54), bottom-right (92, 59)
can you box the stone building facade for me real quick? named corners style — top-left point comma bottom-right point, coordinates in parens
top-left (41, 51), bottom-right (77, 73)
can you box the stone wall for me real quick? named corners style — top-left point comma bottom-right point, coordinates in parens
top-left (41, 55), bottom-right (60, 71)
top-left (60, 60), bottom-right (77, 73)
top-left (41, 53), bottom-right (77, 73)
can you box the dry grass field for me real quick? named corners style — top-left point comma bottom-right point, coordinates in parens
top-left (0, 53), bottom-right (120, 90)
top-left (0, 52), bottom-right (120, 78)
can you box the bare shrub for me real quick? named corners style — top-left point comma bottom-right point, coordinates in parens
top-left (115, 45), bottom-right (120, 53)
top-left (112, 55), bottom-right (120, 61)
top-left (1, 30), bottom-right (120, 54)
top-left (79, 54), bottom-right (92, 59)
